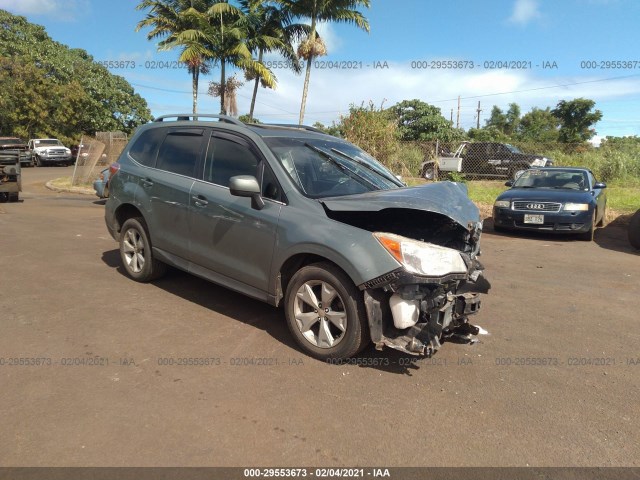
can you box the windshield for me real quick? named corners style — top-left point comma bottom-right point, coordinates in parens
top-left (504, 144), bottom-right (522, 154)
top-left (1, 139), bottom-right (24, 145)
top-left (264, 137), bottom-right (403, 198)
top-left (36, 140), bottom-right (63, 146)
top-left (513, 169), bottom-right (588, 190)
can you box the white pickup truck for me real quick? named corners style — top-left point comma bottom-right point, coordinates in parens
top-left (28, 138), bottom-right (73, 167)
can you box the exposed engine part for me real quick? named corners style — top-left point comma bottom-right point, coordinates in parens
top-left (365, 284), bottom-right (484, 356)
top-left (389, 294), bottom-right (419, 329)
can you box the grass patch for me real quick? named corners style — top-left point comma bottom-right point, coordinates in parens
top-left (49, 176), bottom-right (93, 190)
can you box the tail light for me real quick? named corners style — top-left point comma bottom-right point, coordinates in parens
top-left (109, 162), bottom-right (120, 177)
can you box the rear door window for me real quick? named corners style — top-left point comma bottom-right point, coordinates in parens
top-left (156, 129), bottom-right (205, 177)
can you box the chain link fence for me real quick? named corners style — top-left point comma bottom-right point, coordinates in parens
top-left (410, 140), bottom-right (558, 182)
top-left (71, 132), bottom-right (127, 187)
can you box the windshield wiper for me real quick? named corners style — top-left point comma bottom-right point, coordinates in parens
top-left (329, 148), bottom-right (403, 187)
top-left (305, 143), bottom-right (380, 191)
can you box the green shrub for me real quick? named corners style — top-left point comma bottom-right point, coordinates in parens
top-left (339, 101), bottom-right (399, 168)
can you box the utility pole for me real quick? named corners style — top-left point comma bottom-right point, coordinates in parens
top-left (456, 96), bottom-right (461, 129)
top-left (476, 101), bottom-right (482, 129)
top-left (450, 109), bottom-right (454, 123)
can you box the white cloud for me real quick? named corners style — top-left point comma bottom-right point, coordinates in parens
top-left (0, 0), bottom-right (57, 15)
top-left (218, 64), bottom-right (640, 136)
top-left (0, 0), bottom-right (88, 20)
top-left (315, 22), bottom-right (342, 55)
top-left (508, 0), bottom-right (541, 25)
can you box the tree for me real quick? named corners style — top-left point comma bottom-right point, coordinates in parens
top-left (466, 126), bottom-right (510, 142)
top-left (278, 0), bottom-right (371, 124)
top-left (552, 98), bottom-right (603, 143)
top-left (240, 0), bottom-right (307, 120)
top-left (485, 106), bottom-right (508, 133)
top-left (485, 103), bottom-right (520, 136)
top-left (517, 107), bottom-right (559, 142)
top-left (0, 10), bottom-right (151, 140)
top-left (136, 0), bottom-right (218, 114)
top-left (205, 1), bottom-right (276, 114)
top-left (391, 99), bottom-right (464, 142)
top-left (505, 103), bottom-right (521, 136)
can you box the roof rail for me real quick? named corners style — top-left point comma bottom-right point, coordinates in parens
top-left (263, 123), bottom-right (326, 134)
top-left (153, 114), bottom-right (245, 126)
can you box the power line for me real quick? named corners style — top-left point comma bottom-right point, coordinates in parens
top-left (131, 73), bottom-right (640, 118)
top-left (426, 74), bottom-right (640, 104)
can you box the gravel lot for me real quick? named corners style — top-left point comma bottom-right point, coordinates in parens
top-left (1, 167), bottom-right (639, 469)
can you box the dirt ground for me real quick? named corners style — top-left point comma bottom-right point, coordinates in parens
top-left (1, 167), bottom-right (639, 469)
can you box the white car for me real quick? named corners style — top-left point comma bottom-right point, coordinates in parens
top-left (28, 138), bottom-right (73, 167)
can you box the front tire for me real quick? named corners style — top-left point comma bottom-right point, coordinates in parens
top-left (628, 209), bottom-right (640, 249)
top-left (34, 156), bottom-right (42, 167)
top-left (421, 163), bottom-right (437, 181)
top-left (579, 211), bottom-right (596, 241)
top-left (119, 217), bottom-right (166, 282)
top-left (284, 263), bottom-right (369, 360)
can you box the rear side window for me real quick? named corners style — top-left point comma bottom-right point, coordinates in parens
top-left (156, 129), bottom-right (205, 177)
top-left (128, 128), bottom-right (166, 167)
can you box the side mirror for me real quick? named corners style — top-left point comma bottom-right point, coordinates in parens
top-left (505, 180), bottom-right (513, 187)
top-left (593, 182), bottom-right (606, 189)
top-left (229, 175), bottom-right (265, 210)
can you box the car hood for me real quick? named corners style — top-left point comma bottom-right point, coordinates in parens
top-left (320, 182), bottom-right (480, 231)
top-left (0, 144), bottom-right (27, 151)
top-left (497, 188), bottom-right (594, 203)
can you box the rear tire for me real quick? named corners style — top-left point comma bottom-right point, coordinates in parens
top-left (284, 262), bottom-right (369, 360)
top-left (628, 209), bottom-right (640, 249)
top-left (119, 217), bottom-right (167, 282)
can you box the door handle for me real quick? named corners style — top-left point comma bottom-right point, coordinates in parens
top-left (192, 195), bottom-right (208, 207)
top-left (141, 178), bottom-right (154, 188)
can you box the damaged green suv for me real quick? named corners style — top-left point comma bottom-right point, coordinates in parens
top-left (105, 115), bottom-right (489, 360)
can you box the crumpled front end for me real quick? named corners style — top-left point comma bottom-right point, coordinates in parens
top-left (321, 181), bottom-right (490, 356)
top-left (360, 221), bottom-right (489, 356)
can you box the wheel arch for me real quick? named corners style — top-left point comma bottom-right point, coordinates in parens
top-left (274, 252), bottom-right (361, 307)
top-left (112, 203), bottom-right (147, 239)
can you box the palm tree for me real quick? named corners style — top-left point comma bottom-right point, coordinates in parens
top-left (205, 1), bottom-right (277, 115)
top-left (136, 0), bottom-right (216, 114)
top-left (240, 0), bottom-right (308, 121)
top-left (277, 0), bottom-right (371, 124)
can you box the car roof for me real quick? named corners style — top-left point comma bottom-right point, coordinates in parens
top-left (150, 114), bottom-right (342, 142)
top-left (531, 167), bottom-right (591, 173)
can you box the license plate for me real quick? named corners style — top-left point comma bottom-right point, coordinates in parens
top-left (524, 214), bottom-right (544, 224)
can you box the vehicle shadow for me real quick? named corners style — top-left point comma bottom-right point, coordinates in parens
top-left (594, 215), bottom-right (640, 255)
top-left (483, 217), bottom-right (638, 254)
top-left (100, 248), bottom-right (437, 374)
top-left (101, 249), bottom-right (305, 356)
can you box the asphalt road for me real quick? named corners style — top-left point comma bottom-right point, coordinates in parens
top-left (1, 167), bottom-right (639, 468)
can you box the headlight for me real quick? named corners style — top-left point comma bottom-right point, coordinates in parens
top-left (530, 158), bottom-right (546, 167)
top-left (494, 200), bottom-right (510, 208)
top-left (563, 203), bottom-right (589, 211)
top-left (374, 232), bottom-right (468, 277)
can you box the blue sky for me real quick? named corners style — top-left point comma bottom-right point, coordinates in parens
top-left (2, 0), bottom-right (640, 139)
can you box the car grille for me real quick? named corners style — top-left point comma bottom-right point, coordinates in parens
top-left (512, 201), bottom-right (561, 213)
top-left (48, 149), bottom-right (67, 157)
